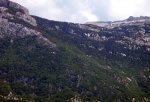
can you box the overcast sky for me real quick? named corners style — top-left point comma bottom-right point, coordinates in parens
top-left (11, 0), bottom-right (150, 23)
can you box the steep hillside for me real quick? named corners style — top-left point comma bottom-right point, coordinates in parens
top-left (0, 0), bottom-right (149, 102)
top-left (33, 16), bottom-right (150, 101)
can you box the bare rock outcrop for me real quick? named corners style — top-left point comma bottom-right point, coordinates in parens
top-left (0, 0), bottom-right (37, 26)
top-left (0, 0), bottom-right (29, 14)
top-left (0, 18), bottom-right (40, 38)
top-left (0, 0), bottom-right (56, 47)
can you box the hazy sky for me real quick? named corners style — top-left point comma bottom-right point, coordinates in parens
top-left (11, 0), bottom-right (150, 23)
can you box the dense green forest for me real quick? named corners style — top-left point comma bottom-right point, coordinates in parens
top-left (0, 18), bottom-right (149, 101)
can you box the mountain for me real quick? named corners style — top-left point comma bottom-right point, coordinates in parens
top-left (86, 16), bottom-right (150, 28)
top-left (0, 0), bottom-right (150, 102)
top-left (126, 16), bottom-right (150, 21)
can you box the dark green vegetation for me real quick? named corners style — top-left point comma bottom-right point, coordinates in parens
top-left (6, 7), bottom-right (24, 14)
top-left (0, 4), bottom-right (24, 15)
top-left (34, 16), bottom-right (150, 101)
top-left (0, 15), bottom-right (150, 102)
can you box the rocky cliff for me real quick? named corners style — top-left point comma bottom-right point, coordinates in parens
top-left (0, 0), bottom-right (56, 47)
top-left (0, 0), bottom-right (36, 26)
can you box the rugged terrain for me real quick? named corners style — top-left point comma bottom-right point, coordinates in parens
top-left (0, 0), bottom-right (150, 102)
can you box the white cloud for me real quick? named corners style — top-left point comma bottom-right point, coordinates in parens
top-left (81, 11), bottom-right (98, 22)
top-left (109, 0), bottom-right (150, 20)
top-left (11, 0), bottom-right (150, 23)
top-left (10, 0), bottom-right (102, 23)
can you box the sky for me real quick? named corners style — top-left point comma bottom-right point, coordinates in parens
top-left (11, 0), bottom-right (150, 23)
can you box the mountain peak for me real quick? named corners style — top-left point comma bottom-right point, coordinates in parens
top-left (0, 0), bottom-right (29, 14)
top-left (0, 0), bottom-right (37, 26)
top-left (86, 16), bottom-right (150, 28)
top-left (0, 0), bottom-right (56, 47)
top-left (126, 16), bottom-right (150, 21)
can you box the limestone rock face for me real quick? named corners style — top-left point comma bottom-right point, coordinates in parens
top-left (0, 18), bottom-right (40, 38)
top-left (0, 0), bottom-right (29, 14)
top-left (0, 0), bottom-right (37, 26)
top-left (0, 0), bottom-right (56, 47)
top-left (0, 7), bottom-right (8, 12)
top-left (15, 12), bottom-right (37, 26)
top-left (0, 0), bottom-right (38, 37)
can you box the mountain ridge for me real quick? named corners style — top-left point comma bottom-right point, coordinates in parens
top-left (86, 16), bottom-right (150, 28)
top-left (0, 0), bottom-right (150, 102)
